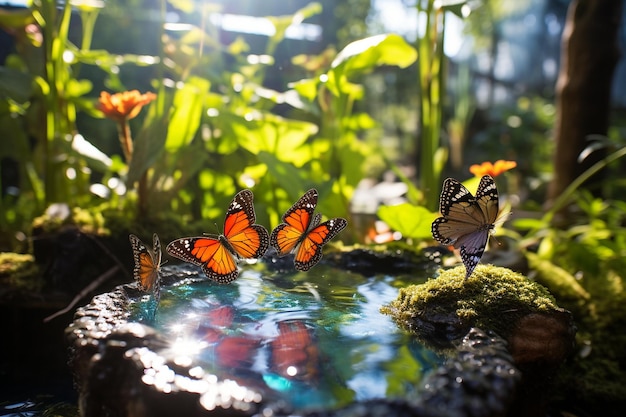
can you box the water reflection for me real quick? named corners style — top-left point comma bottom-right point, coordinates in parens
top-left (130, 264), bottom-right (441, 410)
top-left (270, 320), bottom-right (319, 382)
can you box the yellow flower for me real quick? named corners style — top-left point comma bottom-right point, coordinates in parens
top-left (98, 90), bottom-right (156, 122)
top-left (469, 160), bottom-right (517, 178)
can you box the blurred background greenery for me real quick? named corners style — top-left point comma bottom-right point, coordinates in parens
top-left (2, 0), bottom-right (626, 415)
top-left (0, 0), bottom-right (586, 249)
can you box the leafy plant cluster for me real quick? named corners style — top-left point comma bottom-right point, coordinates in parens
top-left (0, 0), bottom-right (420, 249)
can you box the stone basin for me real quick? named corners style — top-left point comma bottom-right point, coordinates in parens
top-left (65, 254), bottom-right (572, 417)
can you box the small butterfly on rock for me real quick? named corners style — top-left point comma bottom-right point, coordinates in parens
top-left (431, 175), bottom-right (502, 279)
top-left (166, 190), bottom-right (269, 284)
top-left (129, 233), bottom-right (162, 304)
top-left (271, 189), bottom-right (347, 271)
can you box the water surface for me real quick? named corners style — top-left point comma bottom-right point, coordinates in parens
top-left (130, 263), bottom-right (442, 411)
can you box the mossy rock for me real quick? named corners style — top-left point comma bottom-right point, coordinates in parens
top-left (381, 264), bottom-right (562, 348)
top-left (0, 252), bottom-right (42, 292)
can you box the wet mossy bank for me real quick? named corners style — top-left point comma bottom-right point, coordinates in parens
top-left (382, 263), bottom-right (626, 417)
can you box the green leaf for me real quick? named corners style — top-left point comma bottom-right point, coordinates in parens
top-left (377, 204), bottom-right (438, 239)
top-left (150, 139), bottom-right (208, 207)
top-left (266, 2), bottom-right (322, 44)
top-left (338, 138), bottom-right (367, 187)
top-left (525, 252), bottom-right (590, 302)
top-left (165, 76), bottom-right (210, 151)
top-left (511, 218), bottom-right (548, 231)
top-left (127, 95), bottom-right (170, 184)
top-left (66, 78), bottom-right (92, 98)
top-left (331, 33), bottom-right (417, 77)
top-left (258, 151), bottom-right (309, 198)
top-left (233, 112), bottom-right (317, 161)
top-left (325, 34), bottom-right (416, 97)
top-left (289, 78), bottom-right (320, 102)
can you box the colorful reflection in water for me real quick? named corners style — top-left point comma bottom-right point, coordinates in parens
top-left (130, 264), bottom-right (442, 411)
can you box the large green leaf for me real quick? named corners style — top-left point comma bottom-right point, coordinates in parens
top-left (289, 78), bottom-right (319, 102)
top-left (377, 203), bottom-right (438, 239)
top-left (258, 151), bottom-right (309, 199)
top-left (327, 34), bottom-right (417, 95)
top-left (266, 2), bottom-right (323, 45)
top-left (233, 112), bottom-right (317, 163)
top-left (127, 95), bottom-right (171, 184)
top-left (165, 76), bottom-right (210, 151)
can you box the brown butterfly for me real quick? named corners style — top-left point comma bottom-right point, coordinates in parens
top-left (431, 176), bottom-right (500, 279)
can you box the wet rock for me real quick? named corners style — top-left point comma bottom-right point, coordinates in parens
top-left (304, 328), bottom-right (519, 417)
top-left (418, 328), bottom-right (520, 417)
top-left (295, 246), bottom-right (442, 276)
top-left (66, 281), bottom-right (268, 417)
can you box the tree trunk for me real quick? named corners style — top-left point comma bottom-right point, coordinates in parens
top-left (547, 0), bottom-right (622, 204)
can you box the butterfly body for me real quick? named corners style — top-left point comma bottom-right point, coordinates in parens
top-left (431, 175), bottom-right (500, 279)
top-left (166, 190), bottom-right (269, 284)
top-left (271, 189), bottom-right (347, 271)
top-left (129, 233), bottom-right (162, 297)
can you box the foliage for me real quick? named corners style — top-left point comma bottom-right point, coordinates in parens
top-left (470, 96), bottom-right (556, 188)
top-left (0, 252), bottom-right (41, 290)
top-left (0, 0), bottom-right (145, 248)
top-left (0, 0), bottom-right (422, 250)
top-left (508, 143), bottom-right (626, 415)
top-left (415, 0), bottom-right (448, 211)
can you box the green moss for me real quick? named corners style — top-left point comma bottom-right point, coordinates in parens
top-left (32, 203), bottom-right (110, 236)
top-left (381, 264), bottom-right (559, 338)
top-left (0, 252), bottom-right (42, 291)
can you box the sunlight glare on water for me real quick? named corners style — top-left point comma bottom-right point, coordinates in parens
top-left (130, 264), bottom-right (442, 411)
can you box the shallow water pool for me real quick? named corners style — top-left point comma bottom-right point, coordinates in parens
top-left (130, 262), bottom-right (442, 411)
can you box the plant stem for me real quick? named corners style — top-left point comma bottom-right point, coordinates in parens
top-left (117, 120), bottom-right (133, 164)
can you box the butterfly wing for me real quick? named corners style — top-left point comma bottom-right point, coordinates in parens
top-left (294, 217), bottom-right (347, 271)
top-left (475, 175), bottom-right (500, 225)
top-left (270, 189), bottom-right (318, 256)
top-left (432, 176), bottom-right (499, 279)
top-left (223, 189), bottom-right (269, 259)
top-left (166, 236), bottom-right (239, 284)
top-left (129, 233), bottom-right (161, 292)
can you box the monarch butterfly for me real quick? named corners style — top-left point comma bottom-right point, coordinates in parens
top-left (431, 175), bottom-right (500, 279)
top-left (166, 189), bottom-right (269, 283)
top-left (129, 233), bottom-right (162, 298)
top-left (270, 189), bottom-right (347, 271)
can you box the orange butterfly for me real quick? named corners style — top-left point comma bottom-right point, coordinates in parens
top-left (129, 233), bottom-right (162, 297)
top-left (270, 189), bottom-right (347, 271)
top-left (166, 190), bottom-right (269, 283)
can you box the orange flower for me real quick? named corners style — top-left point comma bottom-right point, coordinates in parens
top-left (98, 90), bottom-right (156, 122)
top-left (469, 160), bottom-right (517, 177)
